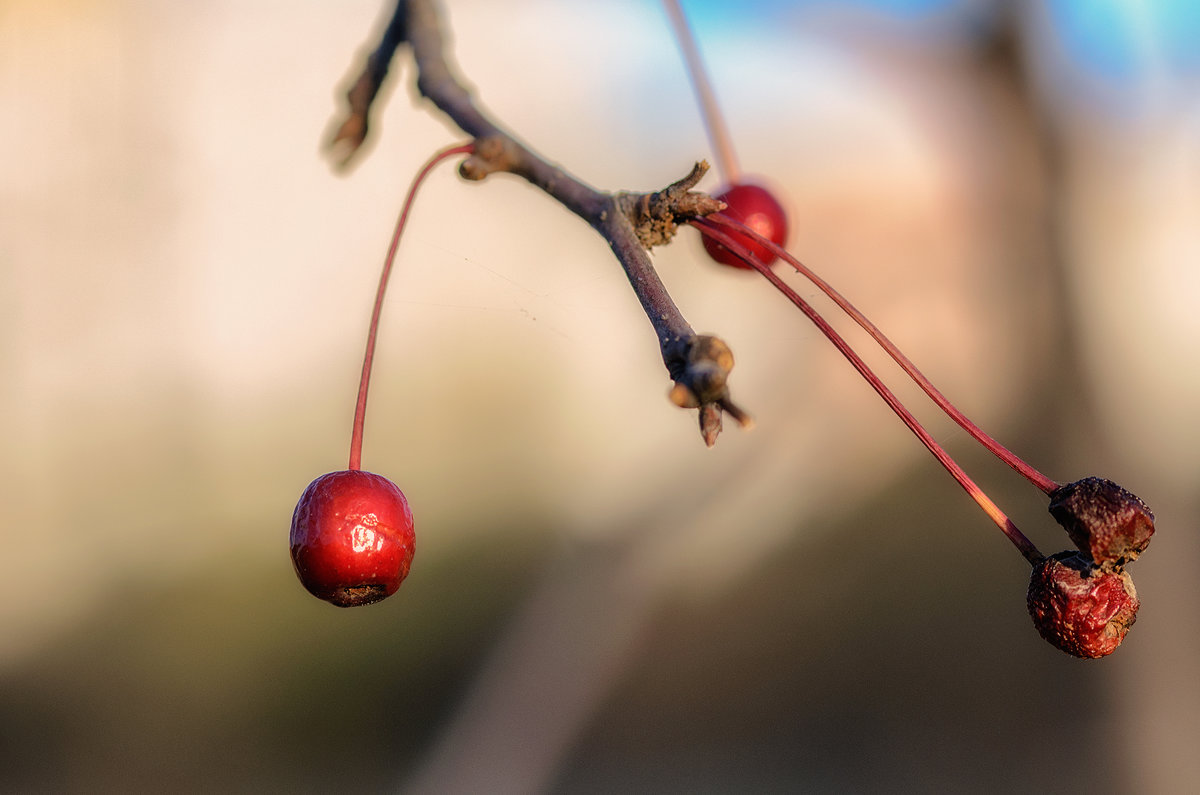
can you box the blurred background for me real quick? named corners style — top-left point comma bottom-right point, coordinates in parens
top-left (3, 0), bottom-right (1199, 791)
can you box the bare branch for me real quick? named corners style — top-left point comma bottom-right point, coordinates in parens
top-left (329, 0), bottom-right (749, 444)
top-left (327, 7), bottom-right (408, 169)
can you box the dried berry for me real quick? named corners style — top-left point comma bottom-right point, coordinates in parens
top-left (1027, 552), bottom-right (1138, 658)
top-left (1049, 477), bottom-right (1154, 567)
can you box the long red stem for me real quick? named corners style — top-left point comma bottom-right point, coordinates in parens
top-left (348, 142), bottom-right (475, 471)
top-left (662, 0), bottom-right (740, 184)
top-left (693, 218), bottom-right (1043, 565)
top-left (700, 213), bottom-right (1060, 496)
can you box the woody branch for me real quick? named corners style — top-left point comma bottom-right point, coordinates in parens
top-left (328, 0), bottom-right (748, 445)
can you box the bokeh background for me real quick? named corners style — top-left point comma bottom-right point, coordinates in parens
top-left (3, 0), bottom-right (1199, 791)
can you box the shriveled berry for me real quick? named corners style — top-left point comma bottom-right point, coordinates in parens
top-left (290, 469), bottom-right (416, 607)
top-left (1027, 552), bottom-right (1138, 659)
top-left (1049, 477), bottom-right (1154, 567)
top-left (701, 183), bottom-right (788, 269)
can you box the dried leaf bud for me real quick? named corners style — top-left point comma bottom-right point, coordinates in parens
top-left (1027, 552), bottom-right (1139, 659)
top-left (1049, 477), bottom-right (1155, 567)
top-left (669, 383), bottom-right (700, 409)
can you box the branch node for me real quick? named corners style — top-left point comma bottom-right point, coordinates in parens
top-left (459, 135), bottom-right (520, 180)
top-left (616, 161), bottom-right (727, 249)
top-left (666, 334), bottom-right (751, 445)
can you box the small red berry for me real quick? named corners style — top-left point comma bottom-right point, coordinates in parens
top-left (290, 469), bottom-right (416, 608)
top-left (701, 183), bottom-right (788, 269)
top-left (1027, 552), bottom-right (1138, 659)
top-left (1048, 477), bottom-right (1154, 567)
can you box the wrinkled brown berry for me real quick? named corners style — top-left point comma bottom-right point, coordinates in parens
top-left (1027, 552), bottom-right (1138, 658)
top-left (1049, 477), bottom-right (1155, 567)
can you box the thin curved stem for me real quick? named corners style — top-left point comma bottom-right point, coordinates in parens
top-left (693, 218), bottom-right (1043, 565)
top-left (700, 213), bottom-right (1061, 496)
top-left (348, 141), bottom-right (475, 471)
top-left (661, 0), bottom-right (740, 184)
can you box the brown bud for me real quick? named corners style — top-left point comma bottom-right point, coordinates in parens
top-left (1049, 477), bottom-right (1155, 567)
top-left (1027, 552), bottom-right (1139, 659)
top-left (668, 383), bottom-right (700, 409)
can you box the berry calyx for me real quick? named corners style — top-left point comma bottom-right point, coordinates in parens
top-left (290, 470), bottom-right (415, 607)
top-left (1049, 477), bottom-right (1155, 567)
top-left (701, 183), bottom-right (788, 269)
top-left (1027, 552), bottom-right (1139, 659)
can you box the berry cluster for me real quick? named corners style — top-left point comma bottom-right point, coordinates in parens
top-left (663, 0), bottom-right (1155, 658)
top-left (1028, 478), bottom-right (1154, 657)
top-left (689, 208), bottom-right (1155, 658)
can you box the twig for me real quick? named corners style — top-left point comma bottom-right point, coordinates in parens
top-left (329, 0), bottom-right (744, 444)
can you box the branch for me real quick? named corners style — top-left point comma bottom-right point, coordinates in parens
top-left (327, 0), bottom-right (747, 445)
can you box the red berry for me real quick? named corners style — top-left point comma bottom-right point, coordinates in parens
top-left (1026, 552), bottom-right (1138, 658)
top-left (290, 469), bottom-right (416, 607)
top-left (1048, 477), bottom-right (1154, 567)
top-left (701, 183), bottom-right (788, 269)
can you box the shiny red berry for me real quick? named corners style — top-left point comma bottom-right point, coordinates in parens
top-left (701, 183), bottom-right (788, 269)
top-left (1027, 552), bottom-right (1138, 659)
top-left (1049, 477), bottom-right (1154, 567)
top-left (290, 469), bottom-right (416, 607)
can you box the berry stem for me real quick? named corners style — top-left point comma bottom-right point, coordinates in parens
top-left (693, 218), bottom-right (1043, 565)
top-left (662, 0), bottom-right (741, 184)
top-left (348, 141), bottom-right (475, 471)
top-left (699, 213), bottom-right (1061, 496)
